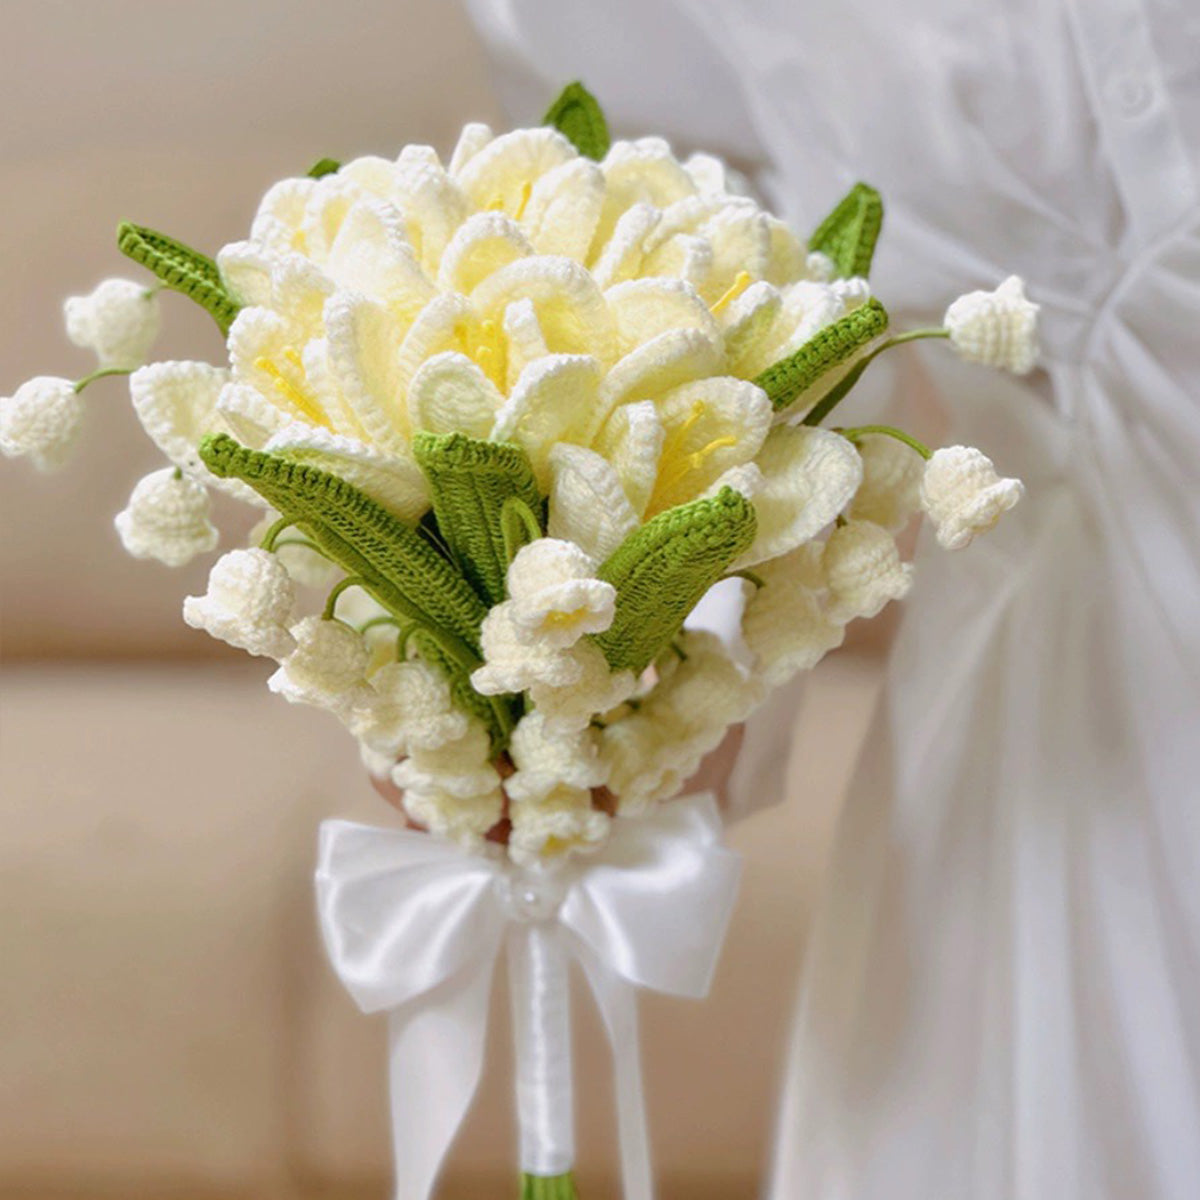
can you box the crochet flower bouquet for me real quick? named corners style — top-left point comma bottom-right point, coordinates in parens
top-left (2, 84), bottom-right (1033, 1200)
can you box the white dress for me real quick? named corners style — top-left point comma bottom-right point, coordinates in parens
top-left (466, 1), bottom-right (1200, 1195)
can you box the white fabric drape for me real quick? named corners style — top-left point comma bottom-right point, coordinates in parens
top-left (465, 1), bottom-right (1200, 1195)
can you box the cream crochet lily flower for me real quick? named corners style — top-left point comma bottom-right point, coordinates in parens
top-left (742, 545), bottom-right (845, 686)
top-left (600, 630), bottom-right (760, 814)
top-left (506, 538), bottom-right (616, 648)
top-left (391, 720), bottom-right (505, 847)
top-left (65, 278), bottom-right (161, 371)
top-left (349, 657), bottom-right (470, 757)
top-left (505, 711), bottom-right (611, 863)
top-left (115, 467), bottom-right (219, 567)
top-left (848, 432), bottom-right (925, 532)
top-left (0, 376), bottom-right (86, 471)
top-left (268, 615), bottom-right (372, 713)
top-left (921, 445), bottom-right (1025, 549)
top-left (944, 275), bottom-right (1039, 374)
top-left (822, 519), bottom-right (914, 621)
top-left (182, 547), bottom-right (296, 657)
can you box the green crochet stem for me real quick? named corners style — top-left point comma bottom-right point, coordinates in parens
top-left (322, 576), bottom-right (366, 620)
top-left (595, 487), bottom-right (757, 673)
top-left (199, 433), bottom-right (514, 743)
top-left (754, 297), bottom-right (889, 415)
top-left (840, 423), bottom-right (932, 460)
top-left (73, 366), bottom-right (133, 393)
top-left (116, 222), bottom-right (241, 336)
top-left (544, 81), bottom-right (610, 160)
top-left (808, 182), bottom-right (884, 279)
top-left (501, 496), bottom-right (544, 566)
top-left (520, 1173), bottom-right (578, 1200)
top-left (801, 326), bottom-right (948, 428)
top-left (413, 432), bottom-right (544, 607)
top-left (307, 157), bottom-right (340, 178)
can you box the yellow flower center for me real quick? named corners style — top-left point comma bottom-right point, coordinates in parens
top-left (253, 348), bottom-right (330, 427)
top-left (486, 179), bottom-right (534, 221)
top-left (455, 315), bottom-right (507, 390)
top-left (539, 607), bottom-right (590, 633)
top-left (649, 400), bottom-right (739, 512)
top-left (709, 270), bottom-right (753, 316)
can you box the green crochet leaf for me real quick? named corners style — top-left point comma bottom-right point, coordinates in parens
top-left (808, 182), bottom-right (884, 279)
top-left (117, 222), bottom-right (241, 336)
top-left (413, 432), bottom-right (543, 608)
top-left (544, 81), bottom-right (610, 160)
top-left (521, 1173), bottom-right (579, 1200)
top-left (307, 157), bottom-right (341, 178)
top-left (198, 433), bottom-right (515, 741)
top-left (595, 487), bottom-right (757, 673)
top-left (200, 433), bottom-right (486, 645)
top-left (753, 297), bottom-right (888, 416)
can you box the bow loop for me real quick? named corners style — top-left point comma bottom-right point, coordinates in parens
top-left (316, 819), bottom-right (506, 1013)
top-left (560, 794), bottom-right (742, 997)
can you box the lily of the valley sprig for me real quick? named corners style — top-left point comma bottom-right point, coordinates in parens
top-left (1, 82), bottom-right (1033, 865)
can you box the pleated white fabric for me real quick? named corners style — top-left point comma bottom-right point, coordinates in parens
top-left (465, 1), bottom-right (1200, 1195)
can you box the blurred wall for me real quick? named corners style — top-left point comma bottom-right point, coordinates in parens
top-left (0, 0), bottom-right (503, 660)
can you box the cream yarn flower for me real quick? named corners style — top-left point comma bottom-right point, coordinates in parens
top-left (506, 538), bottom-right (616, 648)
top-left (268, 615), bottom-right (372, 711)
top-left (822, 519), bottom-right (914, 621)
top-left (182, 547), bottom-right (296, 656)
top-left (848, 433), bottom-right (925, 532)
top-left (599, 630), bottom-right (758, 815)
top-left (471, 604), bottom-right (579, 695)
top-left (507, 710), bottom-right (608, 799)
top-left (0, 376), bottom-right (85, 471)
top-left (391, 721), bottom-right (504, 847)
top-left (350, 658), bottom-right (470, 757)
top-left (600, 711), bottom-right (701, 815)
top-left (944, 275), bottom-right (1039, 374)
top-left (114, 467), bottom-right (219, 567)
top-left (64, 278), bottom-right (161, 370)
top-left (507, 710), bottom-right (611, 863)
top-left (742, 546), bottom-right (845, 686)
top-left (921, 445), bottom-right (1025, 550)
top-left (508, 789), bottom-right (610, 866)
top-left (527, 640), bottom-right (638, 733)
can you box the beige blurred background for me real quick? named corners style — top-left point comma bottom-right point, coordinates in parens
top-left (0, 2), bottom-right (884, 1196)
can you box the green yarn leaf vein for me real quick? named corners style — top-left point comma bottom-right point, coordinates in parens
top-left (544, 81), bottom-right (610, 160)
top-left (413, 432), bottom-right (544, 608)
top-left (753, 298), bottom-right (889, 416)
top-left (116, 222), bottom-right (241, 336)
top-left (595, 487), bottom-right (757, 674)
top-left (808, 182), bottom-right (884, 279)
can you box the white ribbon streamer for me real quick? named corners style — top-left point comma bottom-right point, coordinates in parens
top-left (315, 793), bottom-right (741, 1200)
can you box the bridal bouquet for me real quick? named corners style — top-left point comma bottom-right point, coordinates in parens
top-left (2, 83), bottom-right (1032, 1199)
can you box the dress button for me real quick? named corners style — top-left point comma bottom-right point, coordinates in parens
top-left (1108, 72), bottom-right (1153, 117)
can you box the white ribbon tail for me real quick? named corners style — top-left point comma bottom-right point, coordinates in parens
top-left (576, 945), bottom-right (655, 1200)
top-left (387, 957), bottom-right (497, 1200)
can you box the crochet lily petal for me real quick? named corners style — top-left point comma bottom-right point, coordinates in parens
top-left (732, 425), bottom-right (862, 569)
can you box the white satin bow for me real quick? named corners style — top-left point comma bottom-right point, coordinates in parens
top-left (315, 792), bottom-right (741, 1200)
